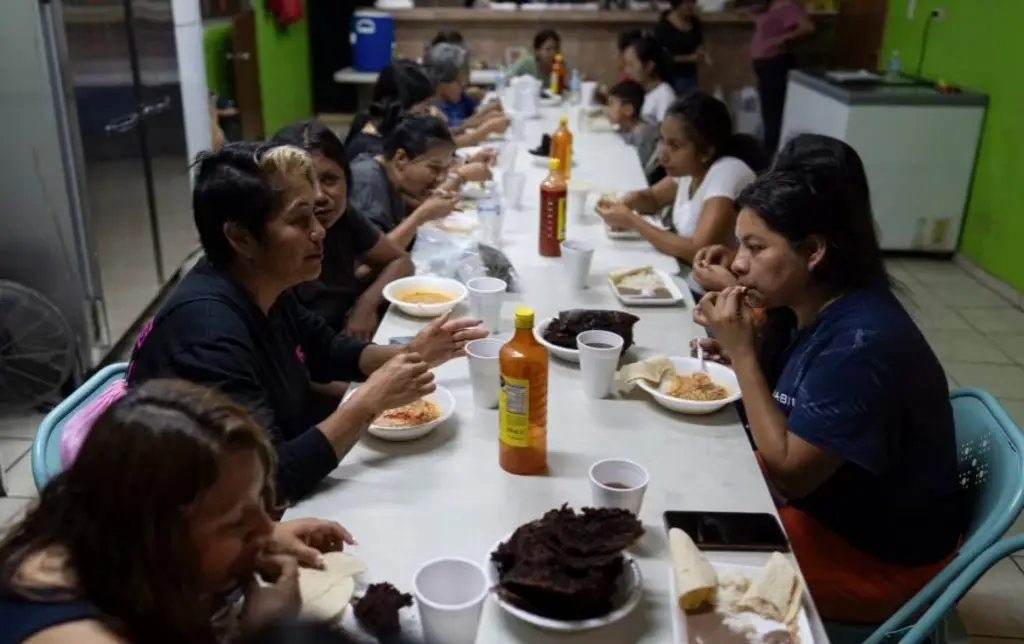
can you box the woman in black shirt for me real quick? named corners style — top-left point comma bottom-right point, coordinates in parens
top-left (654, 0), bottom-right (705, 97)
top-left (344, 59), bottom-right (436, 161)
top-left (129, 141), bottom-right (486, 503)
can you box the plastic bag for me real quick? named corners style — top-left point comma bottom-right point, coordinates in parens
top-left (411, 227), bottom-right (520, 292)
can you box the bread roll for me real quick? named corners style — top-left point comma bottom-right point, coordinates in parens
top-left (738, 552), bottom-right (804, 623)
top-left (668, 527), bottom-right (718, 612)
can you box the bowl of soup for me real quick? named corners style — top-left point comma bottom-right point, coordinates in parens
top-left (383, 276), bottom-right (468, 318)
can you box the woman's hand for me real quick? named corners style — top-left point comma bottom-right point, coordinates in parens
top-left (414, 193), bottom-right (460, 223)
top-left (594, 199), bottom-right (638, 229)
top-left (344, 303), bottom-right (379, 342)
top-left (270, 519), bottom-right (355, 568)
top-left (480, 113), bottom-right (511, 136)
top-left (465, 148), bottom-right (498, 166)
top-left (362, 352), bottom-right (436, 412)
top-left (694, 286), bottom-right (758, 361)
top-left (408, 312), bottom-right (487, 368)
top-left (689, 337), bottom-right (731, 366)
top-left (693, 263), bottom-right (737, 292)
top-left (456, 161), bottom-right (493, 182)
top-left (694, 244), bottom-right (736, 269)
top-left (240, 554), bottom-right (300, 631)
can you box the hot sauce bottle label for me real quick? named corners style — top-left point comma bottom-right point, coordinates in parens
top-left (565, 149), bottom-right (572, 179)
top-left (499, 374), bottom-right (530, 447)
top-left (556, 196), bottom-right (566, 242)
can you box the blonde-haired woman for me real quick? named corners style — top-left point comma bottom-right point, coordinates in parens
top-left (126, 142), bottom-right (486, 503)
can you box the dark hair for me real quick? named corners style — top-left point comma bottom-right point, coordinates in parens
top-left (736, 133), bottom-right (889, 292)
top-left (272, 119), bottom-right (352, 188)
top-left (0, 380), bottom-right (275, 644)
top-left (384, 113), bottom-right (455, 160)
top-left (608, 80), bottom-right (646, 115)
top-left (191, 141), bottom-right (317, 269)
top-left (533, 29), bottom-right (561, 51)
top-left (617, 29), bottom-right (642, 52)
top-left (669, 0), bottom-right (697, 7)
top-left (665, 92), bottom-right (769, 173)
top-left (431, 29), bottom-right (464, 47)
top-left (625, 34), bottom-right (672, 82)
top-left (346, 59), bottom-right (435, 144)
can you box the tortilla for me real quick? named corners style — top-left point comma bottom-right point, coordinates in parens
top-left (668, 528), bottom-right (718, 612)
top-left (298, 552), bottom-right (367, 621)
top-left (738, 552), bottom-right (804, 623)
top-left (618, 356), bottom-right (676, 391)
top-left (303, 575), bottom-right (356, 621)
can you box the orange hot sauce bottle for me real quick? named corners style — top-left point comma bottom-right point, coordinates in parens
top-left (550, 116), bottom-right (573, 180)
top-left (538, 158), bottom-right (567, 257)
top-left (499, 306), bottom-right (549, 475)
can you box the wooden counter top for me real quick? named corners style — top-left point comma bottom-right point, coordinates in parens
top-left (387, 7), bottom-right (835, 24)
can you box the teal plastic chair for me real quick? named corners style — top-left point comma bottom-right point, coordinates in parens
top-left (31, 362), bottom-right (129, 490)
top-left (826, 387), bottom-right (1024, 644)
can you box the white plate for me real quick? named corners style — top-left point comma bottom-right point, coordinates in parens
top-left (608, 269), bottom-right (684, 307)
top-left (605, 224), bottom-right (643, 240)
top-left (367, 386), bottom-right (455, 442)
top-left (529, 153), bottom-right (578, 169)
top-left (486, 535), bottom-right (644, 632)
top-left (533, 317), bottom-right (580, 363)
top-left (635, 356), bottom-right (741, 415)
top-left (383, 276), bottom-right (467, 318)
top-left (539, 94), bottom-right (563, 107)
top-left (669, 561), bottom-right (814, 644)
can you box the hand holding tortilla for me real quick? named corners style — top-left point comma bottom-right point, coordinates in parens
top-left (297, 552), bottom-right (367, 620)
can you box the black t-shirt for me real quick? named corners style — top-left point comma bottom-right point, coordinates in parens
top-left (345, 130), bottom-right (386, 162)
top-left (348, 154), bottom-right (410, 246)
top-left (654, 12), bottom-right (704, 81)
top-left (293, 210), bottom-right (381, 332)
top-left (128, 258), bottom-right (370, 503)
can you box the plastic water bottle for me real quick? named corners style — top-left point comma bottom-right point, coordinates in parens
top-left (569, 68), bottom-right (582, 106)
top-left (885, 50), bottom-right (901, 81)
top-left (478, 181), bottom-right (502, 246)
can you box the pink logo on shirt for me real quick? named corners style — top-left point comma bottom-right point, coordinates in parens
top-left (295, 345), bottom-right (306, 363)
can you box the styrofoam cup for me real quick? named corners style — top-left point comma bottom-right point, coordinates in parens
top-left (498, 142), bottom-right (518, 172)
top-left (413, 557), bottom-right (489, 644)
top-left (503, 170), bottom-right (526, 209)
top-left (561, 240), bottom-right (594, 290)
top-left (466, 277), bottom-right (506, 333)
top-left (581, 81), bottom-right (598, 107)
top-left (465, 337), bottom-right (503, 409)
top-left (509, 115), bottom-right (525, 140)
top-left (576, 330), bottom-right (624, 399)
top-left (589, 458), bottom-right (649, 515)
top-left (567, 180), bottom-right (592, 221)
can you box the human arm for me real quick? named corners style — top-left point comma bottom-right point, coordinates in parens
top-left (616, 176), bottom-right (678, 214)
top-left (596, 195), bottom-right (738, 264)
top-left (26, 621), bottom-right (129, 644)
top-left (382, 193), bottom-right (461, 250)
top-left (270, 518), bottom-right (355, 567)
top-left (692, 243), bottom-right (739, 292)
top-left (453, 114), bottom-right (510, 147)
top-left (345, 217), bottom-right (414, 341)
top-left (773, 4), bottom-right (815, 48)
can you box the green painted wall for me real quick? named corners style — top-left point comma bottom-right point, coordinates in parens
top-left (253, 1), bottom-right (313, 136)
top-left (203, 24), bottom-right (234, 101)
top-left (883, 0), bottom-right (1024, 291)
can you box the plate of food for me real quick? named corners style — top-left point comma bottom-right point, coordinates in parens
top-left (605, 223), bottom-right (643, 240)
top-left (668, 528), bottom-right (814, 644)
top-left (534, 310), bottom-right (640, 363)
top-left (585, 113), bottom-right (617, 133)
top-left (383, 276), bottom-right (467, 318)
top-left (621, 356), bottom-right (740, 414)
top-left (427, 210), bottom-right (479, 235)
top-left (487, 505), bottom-right (645, 632)
top-left (607, 266), bottom-right (684, 306)
top-left (538, 91), bottom-right (563, 107)
top-left (368, 386), bottom-right (455, 442)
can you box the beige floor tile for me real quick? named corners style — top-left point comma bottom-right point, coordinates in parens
top-left (0, 413), bottom-right (43, 440)
top-left (0, 439), bottom-right (31, 472)
top-left (991, 335), bottom-right (1024, 367)
top-left (4, 456), bottom-right (37, 498)
top-left (959, 308), bottom-right (1024, 335)
top-left (944, 363), bottom-right (1024, 401)
top-left (958, 559), bottom-right (1024, 637)
top-left (925, 330), bottom-right (1013, 365)
top-left (905, 301), bottom-right (974, 332)
top-left (931, 283), bottom-right (1013, 309)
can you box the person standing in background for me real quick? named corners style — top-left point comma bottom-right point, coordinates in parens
top-left (655, 0), bottom-right (706, 97)
top-left (749, 0), bottom-right (815, 153)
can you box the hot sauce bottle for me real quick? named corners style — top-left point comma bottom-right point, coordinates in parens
top-left (499, 306), bottom-right (549, 476)
top-left (550, 54), bottom-right (566, 95)
top-left (550, 116), bottom-right (573, 180)
top-left (539, 158), bottom-right (567, 257)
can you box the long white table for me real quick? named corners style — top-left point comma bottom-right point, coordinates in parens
top-left (287, 108), bottom-right (828, 643)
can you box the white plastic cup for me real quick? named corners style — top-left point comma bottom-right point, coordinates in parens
top-left (509, 115), bottom-right (526, 140)
top-left (466, 276), bottom-right (506, 334)
top-left (503, 170), bottom-right (526, 209)
top-left (478, 208), bottom-right (503, 247)
top-left (498, 142), bottom-right (518, 172)
top-left (589, 458), bottom-right (650, 515)
top-left (465, 338), bottom-right (503, 409)
top-left (581, 81), bottom-right (598, 107)
top-left (576, 330), bottom-right (624, 399)
top-left (567, 180), bottom-right (592, 222)
top-left (561, 240), bottom-right (594, 290)
top-left (413, 557), bottom-right (489, 644)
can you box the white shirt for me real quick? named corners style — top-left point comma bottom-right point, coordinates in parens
top-left (641, 82), bottom-right (677, 124)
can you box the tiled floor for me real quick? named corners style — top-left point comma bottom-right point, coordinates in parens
top-left (1, 258), bottom-right (1023, 638)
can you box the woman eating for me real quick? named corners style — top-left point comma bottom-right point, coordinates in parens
top-left (272, 120), bottom-right (412, 340)
top-left (0, 380), bottom-right (352, 644)
top-left (507, 29), bottom-right (565, 83)
top-left (421, 42), bottom-right (509, 143)
top-left (343, 59), bottom-right (436, 162)
top-left (595, 92), bottom-right (766, 299)
top-left (693, 134), bottom-right (963, 624)
top-left (127, 141), bottom-right (486, 503)
top-left (621, 34), bottom-right (677, 124)
top-left (654, 0), bottom-right (705, 97)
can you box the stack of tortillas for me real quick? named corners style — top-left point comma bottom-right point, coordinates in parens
top-left (298, 552), bottom-right (368, 621)
top-left (738, 552), bottom-right (805, 624)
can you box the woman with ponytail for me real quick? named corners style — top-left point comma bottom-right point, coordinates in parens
top-left (344, 59), bottom-right (436, 161)
top-left (621, 34), bottom-right (677, 124)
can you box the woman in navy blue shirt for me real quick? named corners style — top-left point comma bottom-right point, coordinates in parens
top-left (694, 134), bottom-right (963, 624)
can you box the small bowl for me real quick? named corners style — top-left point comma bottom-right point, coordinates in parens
top-left (533, 317), bottom-right (581, 363)
top-left (383, 276), bottom-right (467, 318)
top-left (367, 386), bottom-right (455, 442)
top-left (485, 534), bottom-right (644, 632)
top-left (635, 356), bottom-right (741, 415)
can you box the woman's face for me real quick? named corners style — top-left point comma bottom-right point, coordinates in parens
top-left (190, 449), bottom-right (272, 593)
top-left (623, 45), bottom-right (650, 84)
top-left (657, 115), bottom-right (704, 177)
top-left (536, 38), bottom-right (559, 69)
top-left (437, 70), bottom-right (466, 103)
top-left (311, 153), bottom-right (348, 229)
top-left (731, 208), bottom-right (821, 309)
top-left (244, 174), bottom-right (325, 287)
top-left (675, 0), bottom-right (696, 18)
top-left (392, 145), bottom-right (455, 198)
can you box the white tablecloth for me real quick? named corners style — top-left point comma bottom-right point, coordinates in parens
top-left (286, 107), bottom-right (829, 643)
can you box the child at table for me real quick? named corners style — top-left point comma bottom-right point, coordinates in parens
top-left (607, 80), bottom-right (659, 176)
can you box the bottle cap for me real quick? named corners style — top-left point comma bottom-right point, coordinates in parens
top-left (559, 116), bottom-right (568, 125)
top-left (513, 306), bottom-right (535, 329)
top-left (548, 158), bottom-right (561, 171)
